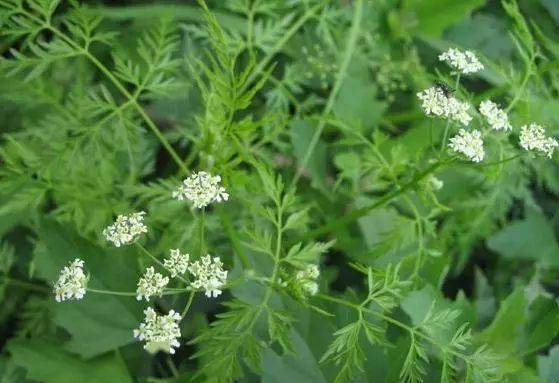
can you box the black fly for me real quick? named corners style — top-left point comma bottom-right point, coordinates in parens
top-left (434, 81), bottom-right (454, 97)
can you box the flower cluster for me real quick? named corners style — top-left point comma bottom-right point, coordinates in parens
top-left (103, 212), bottom-right (147, 247)
top-left (479, 100), bottom-right (511, 132)
top-left (164, 249), bottom-right (190, 278)
top-left (54, 259), bottom-right (87, 302)
top-left (449, 129), bottom-right (485, 162)
top-left (172, 171), bottom-right (229, 208)
top-left (296, 264), bottom-right (320, 296)
top-left (439, 48), bottom-right (484, 74)
top-left (417, 86), bottom-right (472, 126)
top-left (519, 123), bottom-right (558, 158)
top-left (189, 255), bottom-right (228, 298)
top-left (136, 267), bottom-right (169, 301)
top-left (133, 307), bottom-right (181, 354)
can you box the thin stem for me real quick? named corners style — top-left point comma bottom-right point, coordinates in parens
top-left (166, 356), bottom-right (179, 378)
top-left (294, 159), bottom-right (452, 244)
top-left (87, 287), bottom-right (189, 297)
top-left (316, 293), bottom-right (472, 362)
top-left (291, 0), bottom-right (363, 187)
top-left (244, 0), bottom-right (330, 91)
top-left (440, 74), bottom-right (461, 154)
top-left (1, 276), bottom-right (49, 293)
top-left (87, 288), bottom-right (137, 296)
top-left (181, 290), bottom-right (196, 319)
top-left (136, 242), bottom-right (166, 269)
top-left (198, 208), bottom-right (206, 256)
top-left (135, 243), bottom-right (189, 284)
top-left (22, 10), bottom-right (188, 174)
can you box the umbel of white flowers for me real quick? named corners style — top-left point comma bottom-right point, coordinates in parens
top-left (296, 264), bottom-right (320, 296)
top-left (416, 86), bottom-right (472, 126)
top-left (172, 171), bottom-right (229, 209)
top-left (136, 267), bottom-right (169, 301)
top-left (519, 123), bottom-right (559, 158)
top-left (439, 48), bottom-right (484, 74)
top-left (479, 100), bottom-right (512, 132)
top-left (449, 129), bottom-right (485, 162)
top-left (103, 211), bottom-right (147, 247)
top-left (164, 249), bottom-right (190, 278)
top-left (54, 258), bottom-right (87, 302)
top-left (189, 255), bottom-right (228, 298)
top-left (134, 307), bottom-right (181, 355)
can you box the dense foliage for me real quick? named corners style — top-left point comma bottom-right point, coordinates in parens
top-left (1, 0), bottom-right (559, 382)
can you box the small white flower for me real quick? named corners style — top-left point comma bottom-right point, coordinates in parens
top-left (427, 175), bottom-right (444, 191)
top-left (417, 86), bottom-right (472, 126)
top-left (519, 123), bottom-right (558, 158)
top-left (479, 100), bottom-right (512, 131)
top-left (296, 264), bottom-right (320, 296)
top-left (449, 129), bottom-right (485, 162)
top-left (164, 249), bottom-right (190, 278)
top-left (103, 212), bottom-right (147, 247)
top-left (172, 172), bottom-right (229, 209)
top-left (188, 255), bottom-right (228, 298)
top-left (439, 48), bottom-right (484, 74)
top-left (54, 258), bottom-right (87, 302)
top-left (136, 267), bottom-right (169, 301)
top-left (133, 307), bottom-right (181, 354)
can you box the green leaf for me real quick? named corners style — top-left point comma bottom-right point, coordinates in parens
top-left (34, 219), bottom-right (141, 358)
top-left (487, 210), bottom-right (559, 267)
top-left (262, 330), bottom-right (326, 383)
top-left (289, 119), bottom-right (327, 189)
top-left (538, 346), bottom-right (559, 383)
top-left (7, 339), bottom-right (133, 383)
top-left (401, 0), bottom-right (485, 37)
top-left (478, 289), bottom-right (527, 354)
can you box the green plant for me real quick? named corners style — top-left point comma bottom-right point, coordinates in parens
top-left (1, 0), bottom-right (559, 382)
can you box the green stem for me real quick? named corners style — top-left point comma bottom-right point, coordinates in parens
top-left (135, 243), bottom-right (189, 284)
top-left (291, 0), bottom-right (363, 187)
top-left (198, 208), bottom-right (206, 256)
top-left (87, 288), bottom-right (137, 296)
top-left (18, 8), bottom-right (188, 174)
top-left (87, 288), bottom-right (189, 297)
top-left (181, 290), bottom-right (196, 318)
top-left (294, 159), bottom-right (452, 244)
top-left (244, 0), bottom-right (330, 90)
top-left (1, 276), bottom-right (49, 293)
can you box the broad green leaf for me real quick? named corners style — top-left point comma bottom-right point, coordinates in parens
top-left (262, 330), bottom-right (327, 383)
top-left (487, 210), bottom-right (559, 267)
top-left (7, 339), bottom-right (133, 383)
top-left (478, 289), bottom-right (527, 354)
top-left (538, 346), bottom-right (559, 383)
top-left (289, 119), bottom-right (327, 189)
top-left (521, 295), bottom-right (559, 354)
top-left (401, 0), bottom-right (485, 37)
top-left (34, 219), bottom-right (142, 358)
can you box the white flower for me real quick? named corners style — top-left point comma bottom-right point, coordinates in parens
top-left (164, 249), bottom-right (190, 278)
top-left (479, 100), bottom-right (512, 131)
top-left (103, 212), bottom-right (147, 247)
top-left (296, 264), bottom-right (320, 296)
top-left (133, 307), bottom-right (181, 354)
top-left (417, 86), bottom-right (472, 126)
top-left (54, 258), bottom-right (87, 302)
top-left (519, 123), bottom-right (558, 158)
top-left (427, 175), bottom-right (444, 191)
top-left (172, 172), bottom-right (229, 208)
top-left (449, 129), bottom-right (485, 162)
top-left (188, 255), bottom-right (228, 298)
top-left (439, 48), bottom-right (484, 74)
top-left (136, 267), bottom-right (169, 301)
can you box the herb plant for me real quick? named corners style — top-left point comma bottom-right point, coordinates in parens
top-left (1, 0), bottom-right (559, 382)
